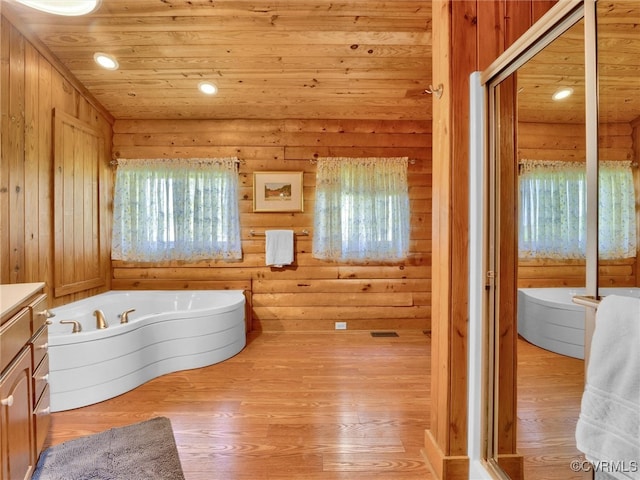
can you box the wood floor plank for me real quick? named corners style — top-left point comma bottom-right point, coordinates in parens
top-left (517, 337), bottom-right (591, 480)
top-left (44, 331), bottom-right (590, 479)
top-left (45, 331), bottom-right (433, 479)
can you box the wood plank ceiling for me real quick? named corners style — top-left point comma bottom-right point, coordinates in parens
top-left (3, 0), bottom-right (433, 121)
top-left (517, 1), bottom-right (640, 126)
top-left (4, 1), bottom-right (638, 125)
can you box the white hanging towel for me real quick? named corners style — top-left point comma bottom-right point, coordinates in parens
top-left (575, 295), bottom-right (640, 480)
top-left (265, 230), bottom-right (294, 267)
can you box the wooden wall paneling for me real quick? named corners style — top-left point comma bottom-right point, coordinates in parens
top-left (496, 73), bottom-right (523, 479)
top-left (518, 121), bottom-right (633, 161)
top-left (504, 1), bottom-right (532, 48)
top-left (111, 117), bottom-right (432, 332)
top-left (517, 120), bottom-right (637, 287)
top-left (476, 0), bottom-right (505, 72)
top-left (8, 23), bottom-right (25, 285)
top-left (0, 11), bottom-right (111, 305)
top-left (518, 258), bottom-right (636, 288)
top-left (426, 1), bottom-right (558, 479)
top-left (423, 0), bottom-right (475, 478)
top-left (23, 42), bottom-right (39, 283)
top-left (1, 13), bottom-right (113, 305)
top-left (37, 56), bottom-right (53, 295)
top-left (0, 17), bottom-right (10, 283)
top-left (425, 0), bottom-right (454, 475)
top-left (532, 1), bottom-right (560, 23)
top-left (52, 109), bottom-right (106, 298)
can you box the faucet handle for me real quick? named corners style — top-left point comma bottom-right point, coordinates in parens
top-left (60, 320), bottom-right (82, 333)
top-left (119, 308), bottom-right (136, 324)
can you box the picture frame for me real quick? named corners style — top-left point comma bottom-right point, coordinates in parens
top-left (253, 171), bottom-right (304, 212)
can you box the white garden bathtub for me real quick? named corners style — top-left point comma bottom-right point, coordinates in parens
top-left (517, 287), bottom-right (640, 359)
top-left (48, 290), bottom-right (246, 411)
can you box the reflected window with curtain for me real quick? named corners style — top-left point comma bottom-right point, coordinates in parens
top-left (112, 157), bottom-right (242, 262)
top-left (519, 159), bottom-right (637, 259)
top-left (312, 157), bottom-right (410, 263)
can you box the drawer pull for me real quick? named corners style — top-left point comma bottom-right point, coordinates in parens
top-left (38, 406), bottom-right (51, 415)
top-left (38, 309), bottom-right (55, 319)
top-left (37, 374), bottom-right (49, 383)
top-left (38, 342), bottom-right (49, 351)
top-left (1, 395), bottom-right (14, 407)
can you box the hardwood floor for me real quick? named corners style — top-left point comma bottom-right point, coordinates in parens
top-left (517, 337), bottom-right (591, 480)
top-left (45, 331), bottom-right (433, 480)
top-left (44, 331), bottom-right (590, 479)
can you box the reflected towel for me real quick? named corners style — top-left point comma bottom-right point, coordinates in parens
top-left (265, 230), bottom-right (294, 267)
top-left (575, 295), bottom-right (640, 480)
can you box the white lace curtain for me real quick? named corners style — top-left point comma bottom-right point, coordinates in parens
top-left (312, 157), bottom-right (410, 262)
top-left (519, 159), bottom-right (637, 260)
top-left (112, 158), bottom-right (242, 262)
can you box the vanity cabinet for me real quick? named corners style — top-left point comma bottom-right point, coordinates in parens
top-left (0, 283), bottom-right (50, 480)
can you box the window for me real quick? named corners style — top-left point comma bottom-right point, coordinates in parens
top-left (112, 158), bottom-right (242, 262)
top-left (519, 160), bottom-right (637, 259)
top-left (312, 157), bottom-right (410, 262)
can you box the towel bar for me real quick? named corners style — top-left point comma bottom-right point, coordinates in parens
top-left (250, 229), bottom-right (309, 237)
top-left (572, 295), bottom-right (601, 308)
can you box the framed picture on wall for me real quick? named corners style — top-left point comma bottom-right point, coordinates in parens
top-left (253, 171), bottom-right (304, 212)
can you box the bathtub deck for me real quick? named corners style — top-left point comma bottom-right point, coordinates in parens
top-left (43, 332), bottom-right (588, 480)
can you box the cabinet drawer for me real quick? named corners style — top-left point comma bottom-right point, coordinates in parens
top-left (32, 354), bottom-right (49, 406)
top-left (31, 325), bottom-right (49, 371)
top-left (0, 308), bottom-right (31, 373)
top-left (29, 295), bottom-right (50, 334)
top-left (33, 383), bottom-right (51, 458)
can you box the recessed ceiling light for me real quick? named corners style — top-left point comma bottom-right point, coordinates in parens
top-left (94, 53), bottom-right (119, 71)
top-left (14, 0), bottom-right (101, 16)
top-left (552, 87), bottom-right (574, 101)
top-left (198, 82), bottom-right (218, 95)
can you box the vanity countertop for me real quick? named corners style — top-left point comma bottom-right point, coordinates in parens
top-left (0, 282), bottom-right (46, 319)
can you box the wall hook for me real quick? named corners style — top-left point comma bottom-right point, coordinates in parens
top-left (425, 83), bottom-right (444, 99)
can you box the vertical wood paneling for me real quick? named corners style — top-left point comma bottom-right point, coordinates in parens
top-left (496, 74), bottom-right (520, 477)
top-left (112, 118), bottom-right (432, 332)
top-left (477, 1), bottom-right (505, 71)
top-left (426, 1), bottom-right (558, 479)
top-left (424, 0), bottom-right (476, 477)
top-left (0, 15), bottom-right (113, 306)
top-left (449, 0), bottom-right (476, 461)
top-left (427, 0), bottom-right (452, 472)
top-left (8, 24), bottom-right (25, 284)
top-left (24, 42), bottom-right (39, 283)
top-left (532, 1), bottom-right (559, 23)
top-left (53, 110), bottom-right (106, 298)
top-left (37, 56), bottom-right (52, 291)
top-left (0, 18), bottom-right (11, 283)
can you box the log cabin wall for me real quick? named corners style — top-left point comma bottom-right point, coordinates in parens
top-left (112, 119), bottom-right (432, 332)
top-left (0, 16), bottom-right (114, 306)
top-left (517, 121), bottom-right (639, 288)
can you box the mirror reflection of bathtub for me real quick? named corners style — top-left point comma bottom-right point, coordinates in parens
top-left (517, 287), bottom-right (640, 359)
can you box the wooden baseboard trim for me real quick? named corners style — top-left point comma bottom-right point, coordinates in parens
top-left (423, 430), bottom-right (469, 480)
top-left (497, 453), bottom-right (524, 480)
